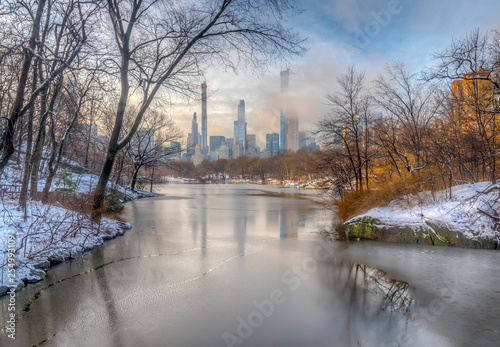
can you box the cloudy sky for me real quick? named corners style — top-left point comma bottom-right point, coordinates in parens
top-left (172, 0), bottom-right (500, 149)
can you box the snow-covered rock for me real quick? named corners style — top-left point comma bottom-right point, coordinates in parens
top-left (344, 182), bottom-right (500, 249)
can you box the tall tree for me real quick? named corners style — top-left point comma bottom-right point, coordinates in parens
top-left (316, 67), bottom-right (375, 193)
top-left (91, 0), bottom-right (305, 218)
top-left (0, 0), bottom-right (92, 172)
top-left (426, 29), bottom-right (500, 183)
top-left (124, 109), bottom-right (181, 192)
top-left (373, 62), bottom-right (439, 173)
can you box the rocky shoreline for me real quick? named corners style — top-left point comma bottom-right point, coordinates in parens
top-left (344, 215), bottom-right (499, 249)
top-left (343, 182), bottom-right (500, 250)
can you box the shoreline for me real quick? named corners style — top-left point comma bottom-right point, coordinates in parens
top-left (343, 182), bottom-right (500, 250)
top-left (0, 189), bottom-right (161, 298)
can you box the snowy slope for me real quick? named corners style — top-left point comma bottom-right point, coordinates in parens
top-left (0, 197), bottom-right (130, 295)
top-left (346, 182), bottom-right (500, 242)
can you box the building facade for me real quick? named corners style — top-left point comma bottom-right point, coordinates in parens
top-left (266, 133), bottom-right (279, 157)
top-left (189, 112), bottom-right (199, 148)
top-left (234, 100), bottom-right (247, 155)
top-left (201, 82), bottom-right (208, 155)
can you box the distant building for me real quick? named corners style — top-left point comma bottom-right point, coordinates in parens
top-left (280, 113), bottom-right (287, 152)
top-left (201, 82), bottom-right (208, 155)
top-left (210, 135), bottom-right (226, 160)
top-left (210, 136), bottom-right (226, 151)
top-left (300, 135), bottom-right (320, 152)
top-left (189, 112), bottom-right (199, 148)
top-left (286, 117), bottom-right (299, 152)
top-left (234, 100), bottom-right (247, 155)
top-left (280, 70), bottom-right (289, 93)
top-left (133, 130), bottom-right (154, 152)
top-left (266, 133), bottom-right (279, 157)
top-left (212, 143), bottom-right (229, 160)
top-left (167, 141), bottom-right (182, 160)
top-left (299, 131), bottom-right (307, 149)
top-left (233, 141), bottom-right (241, 159)
top-left (192, 144), bottom-right (204, 165)
top-left (278, 70), bottom-right (299, 153)
top-left (226, 138), bottom-right (234, 159)
top-left (246, 134), bottom-right (257, 157)
top-left (451, 70), bottom-right (496, 126)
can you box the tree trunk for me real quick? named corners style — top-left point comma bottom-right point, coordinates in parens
top-left (92, 145), bottom-right (119, 220)
top-left (0, 0), bottom-right (47, 171)
top-left (150, 166), bottom-right (154, 193)
top-left (19, 67), bottom-right (38, 213)
top-left (29, 92), bottom-right (48, 199)
top-left (130, 164), bottom-right (140, 192)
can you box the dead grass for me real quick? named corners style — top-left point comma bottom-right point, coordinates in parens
top-left (337, 171), bottom-right (445, 224)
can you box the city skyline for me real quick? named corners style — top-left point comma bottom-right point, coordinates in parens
top-left (170, 0), bottom-right (500, 149)
top-left (182, 72), bottom-right (301, 152)
top-left (181, 70), bottom-right (317, 162)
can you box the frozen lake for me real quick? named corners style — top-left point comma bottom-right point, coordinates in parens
top-left (1, 184), bottom-right (499, 346)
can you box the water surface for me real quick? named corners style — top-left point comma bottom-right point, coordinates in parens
top-left (0, 184), bottom-right (499, 346)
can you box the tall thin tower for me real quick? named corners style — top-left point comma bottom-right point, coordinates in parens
top-left (190, 112), bottom-right (198, 147)
top-left (234, 100), bottom-right (246, 154)
top-left (201, 82), bottom-right (208, 154)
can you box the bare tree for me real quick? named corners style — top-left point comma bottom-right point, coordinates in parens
top-left (91, 0), bottom-right (306, 218)
top-left (0, 0), bottom-right (93, 172)
top-left (426, 29), bottom-right (500, 183)
top-left (426, 29), bottom-right (500, 90)
top-left (316, 67), bottom-right (375, 194)
top-left (124, 109), bottom-right (181, 192)
top-left (373, 62), bottom-right (439, 173)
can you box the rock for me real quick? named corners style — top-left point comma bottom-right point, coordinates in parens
top-left (34, 261), bottom-right (51, 271)
top-left (0, 286), bottom-right (9, 296)
top-left (118, 222), bottom-right (132, 230)
top-left (14, 282), bottom-right (25, 292)
top-left (102, 234), bottom-right (115, 241)
top-left (344, 215), bottom-right (498, 249)
top-left (48, 255), bottom-right (64, 267)
top-left (28, 269), bottom-right (46, 283)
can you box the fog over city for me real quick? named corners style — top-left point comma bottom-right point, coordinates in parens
top-left (173, 0), bottom-right (500, 147)
top-left (2, 1), bottom-right (500, 346)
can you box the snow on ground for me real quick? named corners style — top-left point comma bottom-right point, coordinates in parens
top-left (348, 181), bottom-right (500, 241)
top-left (0, 156), bottom-right (158, 296)
top-left (0, 196), bottom-right (131, 295)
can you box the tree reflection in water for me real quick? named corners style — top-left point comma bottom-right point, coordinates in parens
top-left (316, 257), bottom-right (414, 346)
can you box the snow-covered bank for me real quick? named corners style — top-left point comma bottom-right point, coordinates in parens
top-left (0, 161), bottom-right (160, 297)
top-left (344, 182), bottom-right (500, 249)
top-left (0, 197), bottom-right (131, 296)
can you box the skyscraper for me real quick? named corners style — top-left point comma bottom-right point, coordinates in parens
top-left (279, 70), bottom-right (299, 153)
top-left (280, 114), bottom-right (287, 152)
top-left (286, 117), bottom-right (299, 152)
top-left (299, 131), bottom-right (307, 149)
top-left (266, 133), bottom-right (279, 157)
top-left (234, 100), bottom-right (247, 154)
top-left (226, 138), bottom-right (234, 159)
top-left (210, 136), bottom-right (226, 151)
top-left (201, 82), bottom-right (208, 155)
top-left (280, 70), bottom-right (289, 152)
top-left (246, 134), bottom-right (256, 157)
top-left (189, 112), bottom-right (198, 148)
